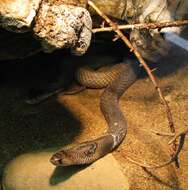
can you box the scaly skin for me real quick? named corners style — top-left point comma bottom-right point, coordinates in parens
top-left (50, 60), bottom-right (140, 166)
top-left (0, 0), bottom-right (187, 167)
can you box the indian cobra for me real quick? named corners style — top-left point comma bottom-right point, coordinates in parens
top-left (50, 59), bottom-right (140, 166)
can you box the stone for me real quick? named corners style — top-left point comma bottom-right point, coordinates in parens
top-left (0, 0), bottom-right (41, 32)
top-left (2, 153), bottom-right (129, 190)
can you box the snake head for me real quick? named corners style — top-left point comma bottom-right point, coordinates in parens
top-left (50, 150), bottom-right (74, 166)
top-left (50, 142), bottom-right (98, 166)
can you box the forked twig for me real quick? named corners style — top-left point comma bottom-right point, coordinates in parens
top-left (151, 130), bottom-right (175, 137)
top-left (88, 0), bottom-right (174, 133)
top-left (169, 128), bottom-right (188, 145)
top-left (124, 134), bottom-right (184, 169)
top-left (87, 0), bottom-right (188, 169)
top-left (92, 20), bottom-right (188, 33)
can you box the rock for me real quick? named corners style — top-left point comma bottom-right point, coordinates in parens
top-left (2, 153), bottom-right (129, 190)
top-left (0, 0), bottom-right (41, 32)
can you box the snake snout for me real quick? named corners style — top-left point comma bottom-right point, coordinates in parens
top-left (50, 151), bottom-right (72, 166)
top-left (50, 152), bottom-right (63, 166)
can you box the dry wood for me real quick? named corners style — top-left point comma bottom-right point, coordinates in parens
top-left (88, 0), bottom-right (175, 137)
top-left (88, 0), bottom-right (188, 169)
top-left (169, 127), bottom-right (188, 145)
top-left (92, 20), bottom-right (188, 33)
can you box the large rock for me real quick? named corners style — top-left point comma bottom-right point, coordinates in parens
top-left (0, 0), bottom-right (41, 32)
top-left (2, 153), bottom-right (129, 190)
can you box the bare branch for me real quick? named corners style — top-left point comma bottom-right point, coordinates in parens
top-left (124, 130), bottom-right (186, 169)
top-left (87, 0), bottom-right (186, 169)
top-left (151, 130), bottom-right (175, 137)
top-left (88, 0), bottom-right (175, 135)
top-left (169, 128), bottom-right (188, 145)
top-left (92, 20), bottom-right (188, 33)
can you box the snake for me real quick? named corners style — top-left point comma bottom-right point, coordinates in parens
top-left (50, 59), bottom-right (140, 166)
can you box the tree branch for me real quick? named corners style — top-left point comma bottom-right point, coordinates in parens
top-left (87, 0), bottom-right (188, 169)
top-left (92, 20), bottom-right (188, 33)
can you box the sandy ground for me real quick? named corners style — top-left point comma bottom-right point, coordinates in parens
top-left (0, 30), bottom-right (188, 189)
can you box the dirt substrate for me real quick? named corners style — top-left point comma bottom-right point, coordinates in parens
top-left (0, 30), bottom-right (188, 189)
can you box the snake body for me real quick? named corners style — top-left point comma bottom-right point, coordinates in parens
top-left (50, 60), bottom-right (140, 166)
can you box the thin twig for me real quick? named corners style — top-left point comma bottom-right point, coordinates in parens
top-left (151, 130), bottom-right (175, 137)
top-left (87, 0), bottom-right (181, 168)
top-left (169, 128), bottom-right (188, 145)
top-left (125, 155), bottom-right (174, 169)
top-left (92, 20), bottom-right (188, 33)
top-left (124, 134), bottom-right (184, 169)
top-left (123, 129), bottom-right (186, 169)
top-left (88, 0), bottom-right (175, 135)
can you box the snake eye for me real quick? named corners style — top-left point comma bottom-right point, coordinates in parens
top-left (77, 142), bottom-right (97, 157)
top-left (84, 149), bottom-right (95, 157)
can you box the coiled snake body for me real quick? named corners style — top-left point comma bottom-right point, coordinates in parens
top-left (50, 60), bottom-right (140, 166)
